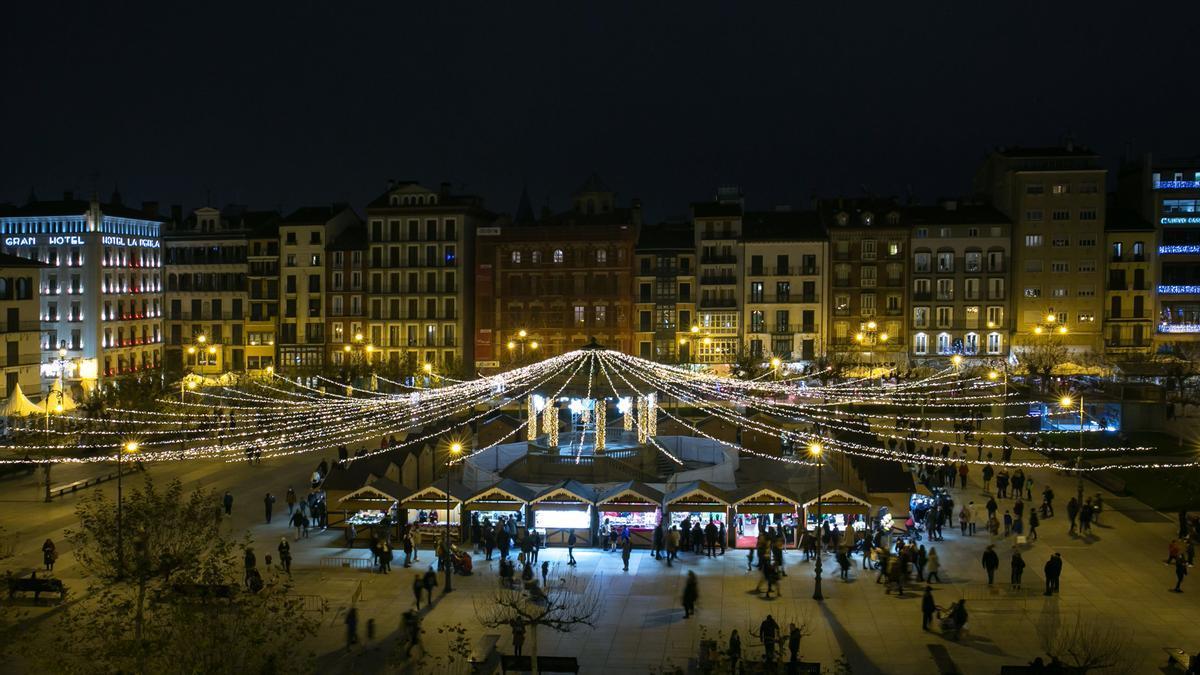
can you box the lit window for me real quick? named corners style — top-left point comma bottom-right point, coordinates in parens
top-left (554, 249), bottom-right (564, 263)
top-left (511, 251), bottom-right (521, 264)
top-left (914, 332), bottom-right (928, 355)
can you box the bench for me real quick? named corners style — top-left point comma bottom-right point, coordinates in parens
top-left (469, 634), bottom-right (500, 674)
top-left (1165, 647), bottom-right (1195, 670)
top-left (500, 655), bottom-right (580, 674)
top-left (6, 575), bottom-right (66, 602)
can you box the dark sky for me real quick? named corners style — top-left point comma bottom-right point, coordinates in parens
top-left (3, 2), bottom-right (1198, 222)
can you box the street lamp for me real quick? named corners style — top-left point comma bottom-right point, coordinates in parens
top-left (809, 441), bottom-right (824, 601)
top-left (117, 440), bottom-right (140, 578)
top-left (1060, 395), bottom-right (1086, 508)
top-left (507, 329), bottom-right (538, 365)
top-left (445, 441), bottom-right (463, 593)
top-left (770, 356), bottom-right (782, 381)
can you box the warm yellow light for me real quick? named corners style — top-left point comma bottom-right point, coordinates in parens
top-left (988, 370), bottom-right (999, 380)
top-left (986, 321), bottom-right (996, 329)
top-left (58, 348), bottom-right (66, 358)
top-left (770, 357), bottom-right (782, 368)
top-left (951, 355), bottom-right (963, 366)
top-left (702, 337), bottom-right (712, 345)
top-left (207, 346), bottom-right (216, 355)
top-left (867, 321), bottom-right (877, 330)
top-left (1045, 313), bottom-right (1056, 323)
top-left (879, 333), bottom-right (889, 343)
top-left (507, 341), bottom-right (516, 350)
top-left (423, 363), bottom-right (433, 374)
top-left (187, 346), bottom-right (196, 354)
top-left (365, 345), bottom-right (374, 353)
top-left (124, 441), bottom-right (139, 453)
top-left (529, 341), bottom-right (539, 350)
top-left (187, 381), bottom-right (197, 390)
top-left (1033, 326), bottom-right (1044, 335)
top-left (343, 344), bottom-right (352, 352)
top-left (678, 338), bottom-right (688, 345)
top-left (518, 329), bottom-right (527, 338)
top-left (54, 404), bottom-right (63, 413)
top-left (1060, 396), bottom-right (1073, 408)
top-left (197, 335), bottom-right (206, 343)
top-left (266, 365), bottom-right (274, 374)
top-left (1058, 326), bottom-right (1068, 334)
top-left (354, 333), bottom-right (364, 342)
top-left (808, 442), bottom-right (822, 457)
top-left (691, 325), bottom-right (700, 334)
top-left (450, 442), bottom-right (463, 454)
top-left (855, 333), bottom-right (864, 342)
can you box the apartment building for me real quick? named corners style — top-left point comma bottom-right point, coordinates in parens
top-left (976, 146), bottom-right (1107, 355)
top-left (740, 210), bottom-right (827, 363)
top-left (277, 205), bottom-right (359, 373)
top-left (904, 201), bottom-right (1011, 366)
top-left (0, 252), bottom-right (46, 401)
top-left (821, 199), bottom-right (909, 371)
top-left (1118, 154), bottom-right (1200, 345)
top-left (1103, 206), bottom-right (1157, 357)
top-left (0, 193), bottom-right (164, 390)
top-left (164, 206), bottom-right (280, 375)
top-left (364, 181), bottom-right (490, 375)
top-left (245, 214), bottom-right (282, 372)
top-left (475, 177), bottom-right (639, 370)
top-left (325, 224), bottom-right (369, 369)
top-left (633, 222), bottom-right (696, 362)
top-left (691, 188), bottom-right (744, 365)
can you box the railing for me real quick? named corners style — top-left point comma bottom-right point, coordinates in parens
top-left (700, 275), bottom-right (736, 285)
top-left (700, 254), bottom-right (736, 264)
top-left (699, 298), bottom-right (737, 308)
top-left (319, 556), bottom-right (373, 570)
top-left (1104, 311), bottom-right (1148, 320)
top-left (771, 324), bottom-right (818, 334)
top-left (49, 463), bottom-right (145, 501)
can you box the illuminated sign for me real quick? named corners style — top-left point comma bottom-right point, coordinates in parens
top-left (1158, 285), bottom-right (1200, 294)
top-left (5, 235), bottom-right (85, 246)
top-left (1159, 323), bottom-right (1200, 334)
top-left (1154, 180), bottom-right (1200, 189)
top-left (3, 236), bottom-right (36, 246)
top-left (102, 236), bottom-right (160, 248)
top-left (1159, 245), bottom-right (1200, 254)
top-left (1161, 217), bottom-right (1200, 225)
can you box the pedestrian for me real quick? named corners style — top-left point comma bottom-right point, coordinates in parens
top-left (705, 520), bottom-right (718, 557)
top-left (981, 545), bottom-right (999, 585)
top-left (1080, 498), bottom-right (1093, 534)
top-left (728, 630), bottom-right (742, 673)
top-left (667, 526), bottom-right (679, 567)
top-left (982, 464), bottom-right (994, 493)
top-left (345, 607), bottom-right (359, 651)
top-left (986, 496), bottom-right (998, 520)
top-left (278, 537), bottom-right (292, 573)
top-left (285, 486), bottom-right (297, 515)
top-left (958, 462), bottom-right (968, 489)
top-left (682, 570), bottom-right (698, 618)
top-left (1042, 486), bottom-right (1055, 517)
top-left (401, 609), bottom-right (422, 657)
top-left (41, 539), bottom-right (56, 572)
top-left (1067, 497), bottom-right (1080, 534)
top-left (1028, 510), bottom-right (1039, 540)
top-left (264, 492), bottom-right (276, 523)
top-left (423, 566), bottom-right (438, 604)
top-left (243, 547), bottom-right (257, 587)
top-left (380, 542), bottom-right (393, 573)
top-left (1044, 552), bottom-right (1063, 595)
top-left (540, 560), bottom-right (549, 588)
top-left (1011, 550), bottom-right (1025, 589)
top-left (1003, 511), bottom-right (1013, 537)
top-left (926, 547), bottom-right (942, 583)
top-left (1093, 493), bottom-right (1104, 525)
top-left (967, 501), bottom-right (978, 536)
top-left (959, 505), bottom-right (969, 536)
top-left (291, 509), bottom-right (305, 540)
top-left (511, 619), bottom-right (526, 657)
top-left (916, 544), bottom-right (927, 581)
top-left (222, 490), bottom-right (234, 516)
top-left (922, 586), bottom-right (936, 630)
top-left (1173, 557), bottom-right (1188, 593)
top-left (757, 614), bottom-right (780, 664)
top-left (652, 522), bottom-right (664, 561)
top-left (566, 530), bottom-right (577, 566)
top-left (621, 537), bottom-right (632, 572)
top-left (788, 623), bottom-right (802, 663)
top-left (412, 573), bottom-right (424, 609)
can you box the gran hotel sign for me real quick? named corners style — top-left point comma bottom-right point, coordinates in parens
top-left (3, 235), bottom-right (159, 248)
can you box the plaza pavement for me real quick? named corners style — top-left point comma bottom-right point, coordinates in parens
top-left (1, 430), bottom-right (1197, 674)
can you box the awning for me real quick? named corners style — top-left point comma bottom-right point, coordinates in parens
top-left (664, 480), bottom-right (731, 510)
top-left (0, 383), bottom-right (43, 417)
top-left (802, 488), bottom-right (872, 516)
top-left (597, 481), bottom-right (664, 513)
top-left (338, 478), bottom-right (411, 504)
top-left (465, 478), bottom-right (536, 510)
top-left (732, 482), bottom-right (803, 511)
top-left (400, 481), bottom-right (472, 510)
top-left (531, 479), bottom-right (597, 509)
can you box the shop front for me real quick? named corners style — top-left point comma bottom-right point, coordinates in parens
top-left (596, 481), bottom-right (664, 548)
top-left (732, 483), bottom-right (803, 548)
top-left (464, 479), bottom-right (535, 544)
top-left (337, 480), bottom-right (410, 546)
top-left (663, 481), bottom-right (732, 547)
top-left (530, 479), bottom-right (597, 546)
top-left (400, 482), bottom-right (472, 547)
top-left (802, 488), bottom-right (873, 543)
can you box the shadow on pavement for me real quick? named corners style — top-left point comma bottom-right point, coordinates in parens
top-left (817, 599), bottom-right (877, 673)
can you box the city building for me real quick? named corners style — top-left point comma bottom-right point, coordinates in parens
top-left (245, 212), bottom-right (283, 372)
top-left (325, 222), bottom-right (370, 370)
top-left (1117, 154), bottom-right (1200, 345)
top-left (820, 199), bottom-right (909, 372)
top-left (0, 192), bottom-right (165, 392)
top-left (0, 252), bottom-right (46, 401)
top-left (691, 188), bottom-right (744, 365)
top-left (903, 201), bottom-right (1011, 366)
top-left (475, 177), bottom-right (639, 370)
top-left (277, 205), bottom-right (360, 373)
top-left (740, 210), bottom-right (827, 364)
top-left (1103, 206), bottom-right (1157, 358)
top-left (976, 146), bottom-right (1107, 357)
top-left (164, 206), bottom-right (281, 376)
top-left (364, 181), bottom-right (490, 376)
top-left (633, 222), bottom-right (696, 362)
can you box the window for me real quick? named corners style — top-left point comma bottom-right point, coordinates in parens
top-left (936, 252), bottom-right (954, 273)
top-left (310, 254), bottom-right (321, 266)
top-left (1079, 209), bottom-right (1097, 221)
top-left (531, 250), bottom-right (541, 263)
top-left (1079, 181), bottom-right (1099, 194)
top-left (750, 311), bottom-right (765, 333)
top-left (888, 241), bottom-right (901, 256)
top-left (309, 231), bottom-right (321, 245)
top-left (1078, 238), bottom-right (1096, 247)
top-left (914, 278), bottom-right (931, 297)
top-left (574, 305), bottom-right (585, 325)
top-left (936, 306), bottom-right (952, 328)
top-left (986, 306), bottom-right (1003, 327)
top-left (1025, 210), bottom-right (1043, 222)
top-left (1024, 287), bottom-right (1041, 298)
top-left (1052, 183), bottom-right (1070, 195)
top-left (1078, 312), bottom-right (1095, 323)
top-left (511, 251), bottom-right (521, 264)
top-left (861, 240), bottom-right (877, 261)
top-left (860, 293), bottom-right (876, 316)
top-left (965, 252), bottom-right (982, 272)
top-left (1051, 210), bottom-right (1070, 221)
top-left (986, 332), bottom-right (1001, 354)
top-left (594, 305), bottom-right (607, 324)
top-left (1051, 287), bottom-right (1068, 298)
top-left (1025, 183), bottom-right (1045, 195)
top-left (1051, 238), bottom-right (1069, 247)
top-left (914, 252), bottom-right (931, 273)
top-left (1077, 286), bottom-right (1095, 297)
top-left (914, 332), bottom-right (928, 355)
top-left (1133, 241), bottom-right (1145, 259)
top-left (286, 254), bottom-right (296, 266)
top-left (936, 332), bottom-right (952, 354)
top-left (936, 278), bottom-right (953, 300)
top-left (987, 251), bottom-right (1004, 271)
top-left (860, 266), bottom-right (876, 287)
top-left (967, 228), bottom-right (979, 238)
top-left (965, 306), bottom-right (980, 329)
top-left (913, 307), bottom-right (929, 328)
top-left (1051, 261), bottom-right (1069, 273)
top-left (596, 249), bottom-right (607, 264)
top-left (750, 282), bottom-right (764, 302)
top-left (915, 228), bottom-right (928, 239)
top-left (553, 249), bottom-right (564, 263)
top-left (1025, 235), bottom-right (1043, 247)
top-left (939, 228), bottom-right (951, 238)
top-left (965, 278), bottom-right (980, 300)
top-left (964, 333), bottom-right (978, 355)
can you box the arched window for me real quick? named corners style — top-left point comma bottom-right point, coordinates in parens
top-left (987, 332), bottom-right (1002, 354)
top-left (964, 332), bottom-right (979, 355)
top-left (596, 249), bottom-right (607, 264)
top-left (553, 249), bottom-right (564, 264)
top-left (936, 332), bottom-right (951, 354)
top-left (531, 250), bottom-right (541, 264)
top-left (913, 332), bottom-right (928, 355)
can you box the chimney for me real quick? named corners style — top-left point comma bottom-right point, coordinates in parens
top-left (64, 190), bottom-right (74, 201)
top-left (142, 201), bottom-right (159, 218)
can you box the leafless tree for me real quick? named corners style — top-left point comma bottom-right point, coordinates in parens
top-left (1038, 611), bottom-right (1135, 673)
top-left (1014, 334), bottom-right (1069, 392)
top-left (473, 566), bottom-right (603, 675)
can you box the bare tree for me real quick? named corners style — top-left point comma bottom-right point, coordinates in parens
top-left (1038, 611), bottom-right (1134, 673)
top-left (473, 566), bottom-right (603, 675)
top-left (1014, 334), bottom-right (1069, 392)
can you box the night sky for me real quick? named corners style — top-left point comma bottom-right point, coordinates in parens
top-left (3, 2), bottom-right (1198, 222)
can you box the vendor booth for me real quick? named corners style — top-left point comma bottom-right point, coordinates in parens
top-left (802, 488), bottom-right (873, 539)
top-left (530, 480), bottom-right (597, 546)
top-left (464, 478), bottom-right (535, 543)
top-left (663, 481), bottom-right (732, 546)
top-left (732, 483), bottom-right (803, 548)
top-left (336, 479), bottom-right (410, 546)
top-left (596, 481), bottom-right (664, 548)
top-left (400, 482), bottom-right (473, 546)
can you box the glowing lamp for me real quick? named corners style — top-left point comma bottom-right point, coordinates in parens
top-left (197, 335), bottom-right (207, 344)
top-left (423, 363), bottom-right (433, 374)
top-left (507, 341), bottom-right (516, 350)
top-left (988, 370), bottom-right (999, 380)
top-left (1060, 396), bottom-right (1073, 408)
top-left (879, 333), bottom-right (889, 343)
top-left (1058, 326), bottom-right (1068, 334)
top-left (808, 442), bottom-right (822, 457)
top-left (450, 442), bottom-right (463, 455)
top-left (770, 357), bottom-right (782, 368)
top-left (518, 329), bottom-right (527, 338)
top-left (1045, 313), bottom-right (1056, 323)
top-left (529, 341), bottom-right (538, 350)
top-left (344, 345), bottom-right (352, 352)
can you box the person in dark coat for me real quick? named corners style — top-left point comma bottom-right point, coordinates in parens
top-left (728, 630), bottom-right (742, 673)
top-left (682, 571), bottom-right (699, 618)
top-left (981, 545), bottom-right (999, 585)
top-left (423, 566), bottom-right (438, 604)
top-left (704, 520), bottom-right (718, 557)
top-left (222, 491), bottom-right (234, 516)
top-left (1067, 497), bottom-right (1080, 534)
top-left (566, 531), bottom-right (577, 565)
top-left (243, 547), bottom-right (257, 587)
top-left (278, 537), bottom-right (292, 574)
top-left (1044, 552), bottom-right (1063, 595)
top-left (1010, 550), bottom-right (1026, 589)
top-left (1173, 557), bottom-right (1188, 593)
top-left (787, 623), bottom-right (803, 663)
top-left (412, 573), bottom-right (424, 609)
top-left (757, 614), bottom-right (779, 664)
top-left (42, 539), bottom-right (56, 571)
top-left (921, 586), bottom-right (936, 630)
top-left (344, 607), bottom-right (358, 650)
top-left (621, 537), bottom-right (632, 571)
top-left (511, 619), bottom-right (526, 656)
top-left (263, 492), bottom-right (276, 523)
top-left (652, 523), bottom-right (664, 560)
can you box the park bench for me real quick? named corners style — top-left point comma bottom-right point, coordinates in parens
top-left (1165, 647), bottom-right (1196, 671)
top-left (500, 655), bottom-right (580, 674)
top-left (6, 573), bottom-right (66, 602)
top-left (469, 634), bottom-right (500, 674)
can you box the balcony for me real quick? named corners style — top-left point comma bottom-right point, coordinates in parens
top-left (770, 323), bottom-right (818, 335)
top-left (701, 254), bottom-right (736, 264)
top-left (699, 298), bottom-right (737, 308)
top-left (700, 274), bottom-right (737, 285)
top-left (832, 278), bottom-right (851, 288)
top-left (1105, 311), bottom-right (1148, 321)
top-left (1158, 285), bottom-right (1200, 295)
top-left (1158, 322), bottom-right (1200, 334)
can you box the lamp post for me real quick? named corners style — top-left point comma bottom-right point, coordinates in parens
top-left (1060, 395), bottom-right (1085, 507)
top-left (809, 441), bottom-right (824, 601)
top-left (117, 440), bottom-right (140, 578)
top-left (506, 329), bottom-right (539, 367)
top-left (444, 441), bottom-right (463, 593)
top-left (854, 322), bottom-right (887, 379)
top-left (770, 356), bottom-right (782, 381)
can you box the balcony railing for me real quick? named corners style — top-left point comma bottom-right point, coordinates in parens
top-left (1104, 311), bottom-right (1149, 320)
top-left (700, 254), bottom-right (736, 264)
top-left (700, 274), bottom-right (737, 285)
top-left (699, 298), bottom-right (737, 308)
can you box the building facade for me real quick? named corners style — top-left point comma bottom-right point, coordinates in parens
top-left (740, 211), bottom-right (827, 363)
top-left (691, 189), bottom-right (744, 365)
top-left (277, 205), bottom-right (359, 373)
top-left (0, 252), bottom-right (45, 401)
top-left (633, 222), bottom-right (696, 362)
top-left (0, 193), bottom-right (164, 392)
top-left (1103, 207), bottom-right (1157, 358)
top-left (976, 147), bottom-right (1107, 356)
top-left (325, 224), bottom-right (369, 370)
top-left (904, 202), bottom-right (1011, 366)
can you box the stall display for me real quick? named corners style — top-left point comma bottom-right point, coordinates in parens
top-left (669, 511), bottom-right (724, 528)
top-left (602, 510), bottom-right (659, 529)
top-left (534, 507), bottom-right (591, 530)
top-left (347, 509), bottom-right (389, 527)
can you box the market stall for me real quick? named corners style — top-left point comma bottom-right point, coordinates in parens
top-left (596, 481), bottom-right (664, 548)
top-left (732, 483), bottom-right (803, 548)
top-left (530, 479), bottom-right (597, 546)
top-left (399, 481), bottom-right (472, 546)
top-left (802, 488), bottom-right (873, 538)
top-left (663, 481), bottom-right (732, 546)
top-left (336, 479), bottom-right (410, 546)
top-left (464, 478), bottom-right (535, 543)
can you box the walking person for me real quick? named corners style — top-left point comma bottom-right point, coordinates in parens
top-left (788, 623), bottom-right (803, 663)
top-left (1010, 550), bottom-right (1025, 589)
top-left (667, 526), bottom-right (679, 567)
top-left (344, 607), bottom-right (359, 651)
top-left (223, 490), bottom-right (234, 516)
top-left (621, 537), bottom-right (632, 572)
top-left (277, 537), bottom-right (292, 573)
top-left (423, 566), bottom-right (438, 604)
top-left (981, 545), bottom-right (999, 585)
top-left (291, 509), bottom-right (305, 540)
top-left (1173, 557), bottom-right (1188, 593)
top-left (682, 570), bottom-right (699, 618)
top-left (540, 560), bottom-right (549, 588)
top-left (922, 586), bottom-right (937, 631)
top-left (1067, 497), bottom-right (1080, 534)
top-left (756, 614), bottom-right (779, 665)
top-left (412, 573), bottom-right (424, 609)
top-left (926, 547), bottom-right (942, 583)
top-left (652, 522), bottom-right (664, 561)
top-left (263, 492), bottom-right (276, 524)
top-left (511, 619), bottom-right (526, 657)
top-left (728, 630), bottom-right (742, 674)
top-left (1028, 510), bottom-right (1039, 540)
top-left (1044, 552), bottom-right (1063, 596)
top-left (566, 530), bottom-right (577, 566)
top-left (959, 505), bottom-right (969, 536)
top-left (285, 486), bottom-right (297, 515)
top-left (243, 547), bottom-right (257, 587)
